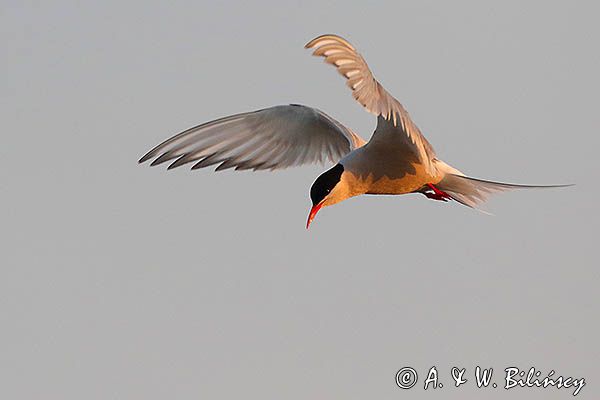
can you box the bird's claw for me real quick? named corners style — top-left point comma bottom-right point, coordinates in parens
top-left (424, 192), bottom-right (449, 202)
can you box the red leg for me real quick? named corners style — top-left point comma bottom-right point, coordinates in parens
top-left (424, 183), bottom-right (452, 202)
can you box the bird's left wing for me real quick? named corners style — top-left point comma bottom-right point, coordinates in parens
top-left (305, 34), bottom-right (437, 174)
top-left (139, 104), bottom-right (365, 171)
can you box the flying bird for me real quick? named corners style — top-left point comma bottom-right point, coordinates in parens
top-left (139, 34), bottom-right (569, 228)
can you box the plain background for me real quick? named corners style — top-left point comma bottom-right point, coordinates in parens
top-left (2, 1), bottom-right (598, 399)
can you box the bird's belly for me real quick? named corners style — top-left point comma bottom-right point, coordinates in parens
top-left (365, 174), bottom-right (428, 195)
top-left (341, 144), bottom-right (443, 196)
top-left (351, 163), bottom-right (441, 195)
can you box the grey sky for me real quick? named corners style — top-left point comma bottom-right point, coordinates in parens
top-left (2, 1), bottom-right (598, 399)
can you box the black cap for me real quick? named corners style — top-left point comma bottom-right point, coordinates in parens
top-left (310, 164), bottom-right (344, 205)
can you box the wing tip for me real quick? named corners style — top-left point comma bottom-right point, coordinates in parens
top-left (138, 153), bottom-right (153, 164)
top-left (149, 158), bottom-right (162, 167)
top-left (305, 34), bottom-right (355, 50)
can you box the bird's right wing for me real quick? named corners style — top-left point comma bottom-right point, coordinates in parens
top-left (139, 104), bottom-right (365, 171)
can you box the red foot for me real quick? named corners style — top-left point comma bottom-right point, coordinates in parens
top-left (423, 183), bottom-right (452, 202)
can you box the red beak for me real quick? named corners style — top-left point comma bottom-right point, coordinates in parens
top-left (306, 202), bottom-right (324, 229)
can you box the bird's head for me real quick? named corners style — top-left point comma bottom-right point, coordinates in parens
top-left (306, 164), bottom-right (349, 229)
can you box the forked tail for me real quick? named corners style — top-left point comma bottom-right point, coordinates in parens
top-left (435, 173), bottom-right (572, 212)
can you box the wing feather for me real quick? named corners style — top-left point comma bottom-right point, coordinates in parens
top-left (305, 34), bottom-right (437, 174)
top-left (139, 104), bottom-right (366, 171)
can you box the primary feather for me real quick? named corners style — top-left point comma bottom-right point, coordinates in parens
top-left (139, 104), bottom-right (365, 171)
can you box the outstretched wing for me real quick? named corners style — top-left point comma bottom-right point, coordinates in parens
top-left (305, 34), bottom-right (437, 174)
top-left (139, 104), bottom-right (365, 171)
